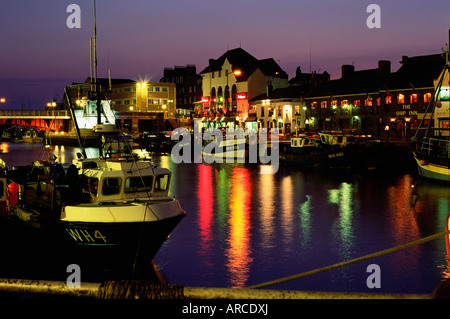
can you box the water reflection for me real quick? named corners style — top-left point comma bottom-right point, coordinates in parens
top-left (226, 168), bottom-right (252, 288)
top-left (2, 143), bottom-right (447, 293)
top-left (197, 164), bottom-right (214, 267)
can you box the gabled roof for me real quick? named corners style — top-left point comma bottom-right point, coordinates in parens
top-left (200, 48), bottom-right (287, 81)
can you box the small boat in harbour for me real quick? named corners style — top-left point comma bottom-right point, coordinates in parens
top-left (280, 132), bottom-right (358, 169)
top-left (23, 130), bottom-right (44, 144)
top-left (202, 130), bottom-right (248, 162)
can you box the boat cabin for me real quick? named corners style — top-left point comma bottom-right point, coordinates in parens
top-left (290, 135), bottom-right (320, 155)
top-left (72, 159), bottom-right (172, 203)
top-left (319, 133), bottom-right (354, 148)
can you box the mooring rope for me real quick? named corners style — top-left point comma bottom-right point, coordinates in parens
top-left (247, 229), bottom-right (450, 289)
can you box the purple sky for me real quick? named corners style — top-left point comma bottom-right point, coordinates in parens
top-left (0, 0), bottom-right (449, 108)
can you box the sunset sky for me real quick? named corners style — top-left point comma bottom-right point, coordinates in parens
top-left (0, 0), bottom-right (449, 108)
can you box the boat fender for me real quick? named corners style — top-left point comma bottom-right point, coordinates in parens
top-left (7, 182), bottom-right (19, 195)
top-left (419, 159), bottom-right (427, 166)
top-left (6, 183), bottom-right (19, 207)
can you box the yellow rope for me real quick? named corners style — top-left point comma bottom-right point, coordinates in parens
top-left (247, 229), bottom-right (450, 289)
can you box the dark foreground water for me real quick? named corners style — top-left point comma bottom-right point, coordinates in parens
top-left (0, 142), bottom-right (449, 295)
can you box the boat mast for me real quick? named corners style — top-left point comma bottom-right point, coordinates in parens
top-left (93, 0), bottom-right (102, 126)
top-left (412, 38), bottom-right (449, 143)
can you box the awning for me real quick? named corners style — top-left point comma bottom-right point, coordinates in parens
top-left (245, 117), bottom-right (257, 121)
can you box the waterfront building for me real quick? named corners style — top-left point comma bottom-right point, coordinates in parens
top-left (160, 65), bottom-right (202, 128)
top-left (66, 77), bottom-right (176, 133)
top-left (198, 48), bottom-right (288, 130)
top-left (303, 53), bottom-right (446, 139)
top-left (383, 54), bottom-right (447, 139)
top-left (250, 68), bottom-right (330, 134)
top-left (160, 65), bottom-right (202, 111)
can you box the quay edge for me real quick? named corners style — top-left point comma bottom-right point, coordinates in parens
top-left (0, 279), bottom-right (432, 299)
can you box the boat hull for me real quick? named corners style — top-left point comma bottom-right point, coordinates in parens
top-left (7, 199), bottom-right (186, 278)
top-left (280, 147), bottom-right (355, 169)
top-left (413, 152), bottom-right (450, 183)
top-left (60, 213), bottom-right (185, 277)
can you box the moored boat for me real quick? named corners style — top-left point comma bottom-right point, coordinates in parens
top-left (280, 132), bottom-right (357, 169)
top-left (3, 130), bottom-right (186, 278)
top-left (23, 130), bottom-right (44, 144)
top-left (411, 49), bottom-right (450, 183)
top-left (202, 130), bottom-right (248, 162)
top-left (0, 2), bottom-right (186, 278)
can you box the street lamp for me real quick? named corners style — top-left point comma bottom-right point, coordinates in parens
top-left (0, 98), bottom-right (5, 103)
top-left (225, 69), bottom-right (241, 112)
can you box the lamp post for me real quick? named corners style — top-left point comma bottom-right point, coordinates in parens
top-left (225, 69), bottom-right (241, 113)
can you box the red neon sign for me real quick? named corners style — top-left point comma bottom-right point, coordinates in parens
top-left (237, 93), bottom-right (247, 100)
top-left (202, 97), bottom-right (210, 103)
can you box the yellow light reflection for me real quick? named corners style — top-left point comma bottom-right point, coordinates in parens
top-left (281, 176), bottom-right (294, 248)
top-left (259, 171), bottom-right (275, 250)
top-left (226, 168), bottom-right (252, 288)
top-left (0, 143), bottom-right (9, 153)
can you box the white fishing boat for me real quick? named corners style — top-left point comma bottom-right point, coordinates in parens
top-left (411, 48), bottom-right (450, 183)
top-left (0, 1), bottom-right (186, 278)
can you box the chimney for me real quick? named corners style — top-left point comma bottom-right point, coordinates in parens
top-left (378, 60), bottom-right (391, 75)
top-left (341, 65), bottom-right (355, 78)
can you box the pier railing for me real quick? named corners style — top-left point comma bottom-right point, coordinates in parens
top-left (0, 109), bottom-right (69, 118)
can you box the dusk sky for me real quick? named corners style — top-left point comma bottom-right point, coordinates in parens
top-left (0, 0), bottom-right (449, 108)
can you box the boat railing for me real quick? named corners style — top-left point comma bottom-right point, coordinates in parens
top-left (420, 137), bottom-right (450, 158)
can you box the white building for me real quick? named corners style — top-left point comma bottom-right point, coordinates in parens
top-left (251, 86), bottom-right (305, 134)
top-left (199, 48), bottom-right (288, 129)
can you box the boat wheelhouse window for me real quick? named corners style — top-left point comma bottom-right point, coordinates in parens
top-left (154, 174), bottom-right (169, 192)
top-left (86, 177), bottom-right (98, 195)
top-left (102, 177), bottom-right (122, 195)
top-left (125, 176), bottom-right (153, 193)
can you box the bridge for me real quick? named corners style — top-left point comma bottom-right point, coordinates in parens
top-left (0, 109), bottom-right (70, 131)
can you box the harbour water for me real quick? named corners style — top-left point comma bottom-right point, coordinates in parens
top-left (0, 142), bottom-right (449, 295)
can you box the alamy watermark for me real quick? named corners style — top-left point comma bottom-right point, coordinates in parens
top-left (66, 4), bottom-right (81, 29)
top-left (171, 120), bottom-right (279, 174)
top-left (366, 4), bottom-right (381, 29)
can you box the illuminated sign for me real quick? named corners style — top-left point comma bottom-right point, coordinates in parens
top-left (440, 87), bottom-right (450, 101)
top-left (202, 97), bottom-right (210, 103)
top-left (237, 93), bottom-right (247, 100)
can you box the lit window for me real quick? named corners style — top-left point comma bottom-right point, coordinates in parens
top-left (353, 100), bottom-right (360, 107)
top-left (311, 102), bottom-right (317, 109)
top-left (410, 94), bottom-right (418, 103)
top-left (386, 95), bottom-right (392, 105)
top-left (377, 97), bottom-right (381, 106)
top-left (424, 93), bottom-right (431, 103)
top-left (397, 94), bottom-right (405, 104)
top-left (320, 101), bottom-right (327, 109)
top-left (341, 100), bottom-right (348, 107)
top-left (364, 98), bottom-right (372, 106)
